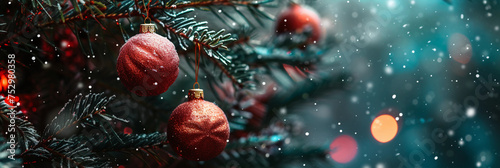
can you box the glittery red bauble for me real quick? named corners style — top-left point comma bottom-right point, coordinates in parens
top-left (275, 3), bottom-right (322, 43)
top-left (117, 33), bottom-right (179, 96)
top-left (167, 89), bottom-right (230, 161)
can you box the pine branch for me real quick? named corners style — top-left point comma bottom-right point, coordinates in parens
top-left (0, 138), bottom-right (22, 168)
top-left (227, 26), bottom-right (330, 67)
top-left (1, 0), bottom-right (139, 45)
top-left (225, 32), bottom-right (252, 48)
top-left (0, 115), bottom-right (40, 152)
top-left (211, 127), bottom-right (287, 167)
top-left (84, 132), bottom-right (168, 152)
top-left (152, 0), bottom-right (276, 28)
top-left (225, 134), bottom-right (284, 150)
top-left (22, 139), bottom-right (108, 167)
top-left (16, 0), bottom-right (274, 31)
top-left (42, 93), bottom-right (117, 139)
top-left (18, 93), bottom-right (174, 167)
top-left (14, 93), bottom-right (120, 167)
top-left (227, 108), bottom-right (252, 131)
top-left (151, 0), bottom-right (273, 10)
top-left (152, 9), bottom-right (258, 88)
top-left (0, 15), bottom-right (6, 33)
top-left (0, 97), bottom-right (40, 152)
top-left (151, 7), bottom-right (236, 50)
top-left (55, 132), bottom-right (172, 166)
top-left (86, 132), bottom-right (173, 166)
top-left (250, 46), bottom-right (323, 66)
top-left (41, 140), bottom-right (108, 168)
top-left (2, 0), bottom-right (275, 49)
top-left (3, 0), bottom-right (270, 89)
top-left (204, 51), bottom-right (253, 88)
top-left (262, 70), bottom-right (348, 126)
top-left (37, 1), bottom-right (142, 27)
top-left (211, 124), bottom-right (333, 168)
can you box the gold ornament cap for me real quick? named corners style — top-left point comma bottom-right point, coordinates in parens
top-left (188, 89), bottom-right (204, 100)
top-left (140, 23), bottom-right (156, 33)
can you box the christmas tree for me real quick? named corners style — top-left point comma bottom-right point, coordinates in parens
top-left (2, 0), bottom-right (500, 167)
top-left (0, 0), bottom-right (344, 167)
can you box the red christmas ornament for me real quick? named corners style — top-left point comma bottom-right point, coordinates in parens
top-left (123, 127), bottom-right (133, 135)
top-left (275, 3), bottom-right (322, 43)
top-left (41, 27), bottom-right (80, 59)
top-left (55, 27), bottom-right (79, 57)
top-left (40, 27), bottom-right (86, 72)
top-left (117, 24), bottom-right (179, 96)
top-left (167, 89), bottom-right (230, 161)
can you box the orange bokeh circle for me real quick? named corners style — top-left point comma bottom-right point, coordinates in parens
top-left (371, 114), bottom-right (398, 143)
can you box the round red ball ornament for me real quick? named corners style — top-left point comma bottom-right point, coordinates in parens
top-left (54, 27), bottom-right (79, 57)
top-left (275, 3), bottom-right (322, 43)
top-left (167, 89), bottom-right (230, 161)
top-left (117, 24), bottom-right (179, 96)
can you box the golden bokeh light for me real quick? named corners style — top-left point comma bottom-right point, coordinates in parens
top-left (371, 114), bottom-right (398, 143)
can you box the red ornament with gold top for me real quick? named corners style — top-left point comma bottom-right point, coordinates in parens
top-left (167, 89), bottom-right (230, 161)
top-left (275, 3), bottom-right (322, 44)
top-left (116, 23), bottom-right (179, 96)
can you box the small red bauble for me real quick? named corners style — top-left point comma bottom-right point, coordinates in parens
top-left (117, 24), bottom-right (179, 96)
top-left (275, 3), bottom-right (322, 43)
top-left (54, 27), bottom-right (79, 57)
top-left (41, 27), bottom-right (81, 61)
top-left (167, 89), bottom-right (230, 161)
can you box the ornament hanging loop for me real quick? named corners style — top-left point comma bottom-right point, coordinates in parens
top-left (142, 0), bottom-right (152, 24)
top-left (139, 0), bottom-right (155, 33)
top-left (193, 43), bottom-right (201, 89)
top-left (144, 17), bottom-right (152, 24)
top-left (193, 82), bottom-right (200, 89)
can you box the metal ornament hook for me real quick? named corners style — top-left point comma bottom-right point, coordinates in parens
top-left (193, 82), bottom-right (200, 89)
top-left (144, 17), bottom-right (152, 24)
